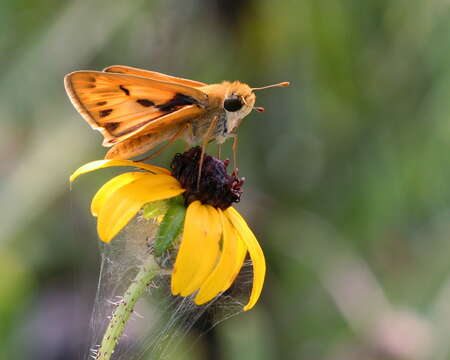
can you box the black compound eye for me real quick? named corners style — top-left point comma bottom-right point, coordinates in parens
top-left (224, 96), bottom-right (243, 112)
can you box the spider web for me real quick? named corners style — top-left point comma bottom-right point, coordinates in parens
top-left (85, 212), bottom-right (252, 360)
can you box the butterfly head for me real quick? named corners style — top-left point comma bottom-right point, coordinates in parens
top-left (224, 83), bottom-right (255, 113)
top-left (223, 80), bottom-right (290, 132)
top-left (223, 82), bottom-right (256, 132)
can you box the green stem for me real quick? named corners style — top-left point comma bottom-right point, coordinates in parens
top-left (96, 255), bottom-right (160, 360)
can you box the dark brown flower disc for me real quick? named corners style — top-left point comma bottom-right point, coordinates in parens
top-left (171, 147), bottom-right (244, 210)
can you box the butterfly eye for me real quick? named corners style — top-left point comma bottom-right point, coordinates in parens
top-left (224, 96), bottom-right (243, 112)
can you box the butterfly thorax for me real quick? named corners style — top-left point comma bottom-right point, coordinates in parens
top-left (187, 107), bottom-right (227, 145)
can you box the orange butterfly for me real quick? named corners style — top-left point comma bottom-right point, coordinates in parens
top-left (64, 65), bottom-right (289, 160)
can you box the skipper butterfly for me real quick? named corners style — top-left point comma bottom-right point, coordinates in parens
top-left (65, 65), bottom-right (289, 160)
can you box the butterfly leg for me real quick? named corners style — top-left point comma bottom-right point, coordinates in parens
top-left (217, 144), bottom-right (222, 159)
top-left (230, 134), bottom-right (238, 170)
top-left (197, 143), bottom-right (206, 190)
top-left (197, 116), bottom-right (219, 189)
top-left (185, 122), bottom-right (194, 151)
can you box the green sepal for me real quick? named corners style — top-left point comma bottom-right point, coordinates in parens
top-left (154, 197), bottom-right (186, 256)
top-left (142, 200), bottom-right (168, 220)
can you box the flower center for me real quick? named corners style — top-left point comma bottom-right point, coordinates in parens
top-left (170, 147), bottom-right (244, 210)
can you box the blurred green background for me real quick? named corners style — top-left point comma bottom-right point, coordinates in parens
top-left (2, 0), bottom-right (450, 359)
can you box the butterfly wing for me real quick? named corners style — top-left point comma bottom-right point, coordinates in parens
top-left (103, 65), bottom-right (207, 87)
top-left (64, 71), bottom-right (208, 146)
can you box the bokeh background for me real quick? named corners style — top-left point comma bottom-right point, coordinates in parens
top-left (2, 0), bottom-right (450, 359)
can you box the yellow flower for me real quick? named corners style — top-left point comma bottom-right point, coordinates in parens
top-left (70, 150), bottom-right (266, 311)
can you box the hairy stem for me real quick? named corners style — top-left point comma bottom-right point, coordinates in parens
top-left (96, 255), bottom-right (159, 360)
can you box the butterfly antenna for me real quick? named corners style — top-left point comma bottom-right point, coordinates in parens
top-left (251, 81), bottom-right (290, 91)
top-left (250, 82), bottom-right (288, 112)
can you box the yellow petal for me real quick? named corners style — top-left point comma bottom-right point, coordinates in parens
top-left (225, 207), bottom-right (266, 311)
top-left (223, 230), bottom-right (247, 291)
top-left (181, 205), bottom-right (222, 296)
top-left (171, 201), bottom-right (204, 295)
top-left (91, 172), bottom-right (147, 217)
top-left (171, 202), bottom-right (221, 297)
top-left (97, 174), bottom-right (184, 242)
top-left (194, 210), bottom-right (240, 305)
top-left (70, 159), bottom-right (171, 182)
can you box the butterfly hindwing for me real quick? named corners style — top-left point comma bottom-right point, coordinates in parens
top-left (64, 71), bottom-right (208, 146)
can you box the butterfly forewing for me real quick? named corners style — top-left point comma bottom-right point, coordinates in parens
top-left (104, 65), bottom-right (207, 88)
top-left (64, 71), bottom-right (208, 146)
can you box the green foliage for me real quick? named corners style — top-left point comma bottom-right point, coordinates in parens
top-left (142, 200), bottom-right (169, 220)
top-left (153, 197), bottom-right (186, 257)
